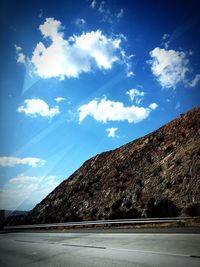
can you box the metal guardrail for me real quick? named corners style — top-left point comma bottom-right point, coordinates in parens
top-left (4, 217), bottom-right (193, 230)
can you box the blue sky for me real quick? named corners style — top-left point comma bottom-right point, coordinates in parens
top-left (0, 0), bottom-right (200, 211)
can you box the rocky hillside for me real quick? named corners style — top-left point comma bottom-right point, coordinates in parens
top-left (19, 107), bottom-right (200, 224)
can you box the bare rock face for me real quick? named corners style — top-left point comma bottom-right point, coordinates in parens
top-left (21, 107), bottom-right (200, 224)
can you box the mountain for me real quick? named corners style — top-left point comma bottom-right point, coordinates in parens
top-left (14, 107), bottom-right (200, 225)
top-left (0, 210), bottom-right (28, 228)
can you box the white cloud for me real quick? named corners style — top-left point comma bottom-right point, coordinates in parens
top-left (20, 18), bottom-right (131, 80)
top-left (91, 0), bottom-right (97, 8)
top-left (75, 18), bottom-right (86, 26)
top-left (15, 44), bottom-right (26, 64)
top-left (106, 127), bottom-right (118, 137)
top-left (148, 103), bottom-right (158, 110)
top-left (0, 156), bottom-right (45, 168)
top-left (17, 53), bottom-right (26, 64)
top-left (15, 44), bottom-right (22, 52)
top-left (39, 17), bottom-right (63, 39)
top-left (161, 34), bottom-right (170, 49)
top-left (78, 97), bottom-right (157, 124)
top-left (55, 97), bottom-right (66, 103)
top-left (188, 73), bottom-right (200, 87)
top-left (116, 8), bottom-right (124, 19)
top-left (126, 89), bottom-right (145, 104)
top-left (72, 30), bottom-right (119, 69)
top-left (9, 174), bottom-right (43, 184)
top-left (0, 174), bottom-right (58, 210)
top-left (17, 98), bottom-right (60, 118)
top-left (127, 71), bottom-right (134, 77)
top-left (148, 47), bottom-right (190, 89)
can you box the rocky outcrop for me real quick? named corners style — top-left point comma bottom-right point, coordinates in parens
top-left (17, 107), bottom-right (200, 224)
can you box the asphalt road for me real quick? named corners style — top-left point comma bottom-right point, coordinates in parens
top-left (0, 231), bottom-right (200, 267)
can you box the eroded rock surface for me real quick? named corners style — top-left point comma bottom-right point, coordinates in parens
top-left (14, 107), bottom-right (200, 224)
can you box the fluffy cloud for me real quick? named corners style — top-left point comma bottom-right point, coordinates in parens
top-left (148, 47), bottom-right (190, 89)
top-left (0, 174), bottom-right (58, 210)
top-left (17, 98), bottom-right (60, 118)
top-left (127, 71), bottom-right (134, 77)
top-left (15, 45), bottom-right (26, 64)
top-left (0, 156), bottom-right (45, 167)
top-left (55, 97), bottom-right (66, 103)
top-left (188, 73), bottom-right (200, 87)
top-left (126, 89), bottom-right (145, 104)
top-left (78, 97), bottom-right (158, 124)
top-left (148, 103), bottom-right (158, 110)
top-left (15, 45), bottom-right (22, 52)
top-left (19, 18), bottom-right (132, 80)
top-left (106, 127), bottom-right (118, 137)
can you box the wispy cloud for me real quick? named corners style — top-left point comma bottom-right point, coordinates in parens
top-left (188, 73), bottom-right (200, 87)
top-left (90, 1), bottom-right (124, 24)
top-left (0, 156), bottom-right (45, 167)
top-left (116, 8), bottom-right (124, 19)
top-left (17, 18), bottom-right (132, 80)
top-left (126, 89), bottom-right (145, 104)
top-left (75, 18), bottom-right (86, 26)
top-left (9, 173), bottom-right (43, 184)
top-left (170, 15), bottom-right (200, 43)
top-left (90, 0), bottom-right (97, 8)
top-left (0, 174), bottom-right (58, 210)
top-left (175, 102), bottom-right (181, 110)
top-left (17, 98), bottom-right (60, 118)
top-left (161, 33), bottom-right (170, 49)
top-left (106, 127), bottom-right (118, 137)
top-left (78, 97), bottom-right (158, 124)
top-left (55, 97), bottom-right (66, 103)
top-left (98, 1), bottom-right (105, 13)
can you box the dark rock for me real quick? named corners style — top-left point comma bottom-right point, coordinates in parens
top-left (182, 202), bottom-right (200, 216)
top-left (8, 107), bottom-right (200, 225)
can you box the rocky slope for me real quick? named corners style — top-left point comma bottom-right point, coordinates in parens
top-left (19, 107), bottom-right (200, 224)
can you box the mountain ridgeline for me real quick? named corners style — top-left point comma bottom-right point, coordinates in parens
top-left (19, 107), bottom-right (200, 224)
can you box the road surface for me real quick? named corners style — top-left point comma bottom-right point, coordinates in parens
top-left (0, 231), bottom-right (200, 267)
